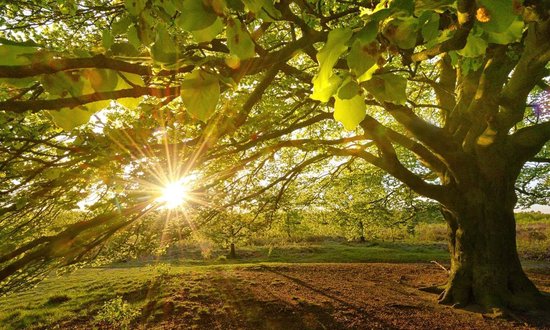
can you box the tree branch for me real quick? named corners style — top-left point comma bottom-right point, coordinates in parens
top-left (498, 19), bottom-right (550, 130)
top-left (384, 103), bottom-right (459, 160)
top-left (360, 115), bottom-right (448, 176)
top-left (510, 121), bottom-right (550, 164)
top-left (0, 54), bottom-right (154, 78)
top-left (0, 86), bottom-right (180, 112)
top-left (411, 0), bottom-right (476, 62)
top-left (325, 147), bottom-right (450, 205)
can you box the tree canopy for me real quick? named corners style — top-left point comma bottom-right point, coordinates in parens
top-left (0, 0), bottom-right (549, 311)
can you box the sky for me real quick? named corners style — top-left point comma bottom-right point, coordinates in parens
top-left (517, 204), bottom-right (550, 214)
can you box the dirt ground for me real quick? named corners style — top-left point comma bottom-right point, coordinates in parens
top-left (92, 263), bottom-right (548, 330)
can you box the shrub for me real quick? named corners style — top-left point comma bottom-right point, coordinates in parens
top-left (95, 296), bottom-right (140, 329)
top-left (414, 224), bottom-right (447, 242)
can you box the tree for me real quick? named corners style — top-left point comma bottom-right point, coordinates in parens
top-left (0, 0), bottom-right (549, 312)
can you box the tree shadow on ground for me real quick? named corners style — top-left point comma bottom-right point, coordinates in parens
top-left (138, 270), bottom-right (358, 329)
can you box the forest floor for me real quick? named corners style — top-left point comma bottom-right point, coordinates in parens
top-left (1, 244), bottom-right (549, 329)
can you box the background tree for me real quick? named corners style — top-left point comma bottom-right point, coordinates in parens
top-left (0, 0), bottom-right (549, 313)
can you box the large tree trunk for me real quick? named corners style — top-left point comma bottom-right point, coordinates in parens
top-left (439, 174), bottom-right (548, 311)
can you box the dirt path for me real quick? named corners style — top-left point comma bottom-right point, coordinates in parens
top-left (136, 263), bottom-right (550, 330)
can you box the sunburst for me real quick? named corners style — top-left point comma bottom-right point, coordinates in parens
top-left (157, 179), bottom-right (189, 209)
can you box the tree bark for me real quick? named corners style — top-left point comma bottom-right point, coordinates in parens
top-left (358, 220), bottom-right (366, 243)
top-left (439, 177), bottom-right (548, 311)
top-left (228, 243), bottom-right (237, 259)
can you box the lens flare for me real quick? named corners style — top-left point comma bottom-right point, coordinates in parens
top-left (158, 180), bottom-right (189, 209)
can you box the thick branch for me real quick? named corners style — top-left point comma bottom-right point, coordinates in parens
top-left (0, 86), bottom-right (180, 113)
top-left (360, 115), bottom-right (448, 176)
top-left (528, 157), bottom-right (550, 164)
top-left (0, 54), bottom-right (154, 78)
top-left (384, 103), bottom-right (459, 160)
top-left (510, 121), bottom-right (550, 164)
top-left (326, 147), bottom-right (450, 205)
top-left (437, 54), bottom-right (457, 115)
top-left (499, 19), bottom-right (550, 130)
top-left (462, 45), bottom-right (517, 150)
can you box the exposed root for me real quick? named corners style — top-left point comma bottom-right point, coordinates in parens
top-left (481, 307), bottom-right (506, 319)
top-left (430, 261), bottom-right (449, 273)
top-left (419, 284), bottom-right (446, 294)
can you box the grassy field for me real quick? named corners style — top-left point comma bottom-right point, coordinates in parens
top-left (409, 216), bottom-right (550, 261)
top-left (0, 242), bottom-right (451, 329)
top-left (0, 215), bottom-right (548, 329)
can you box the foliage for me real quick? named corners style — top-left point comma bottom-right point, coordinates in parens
top-left (0, 0), bottom-right (550, 309)
top-left (95, 296), bottom-right (140, 329)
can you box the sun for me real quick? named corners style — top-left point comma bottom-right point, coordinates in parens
top-left (158, 180), bottom-right (189, 209)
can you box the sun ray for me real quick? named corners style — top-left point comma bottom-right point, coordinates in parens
top-left (158, 180), bottom-right (189, 209)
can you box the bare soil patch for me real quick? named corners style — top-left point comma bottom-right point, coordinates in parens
top-left (131, 263), bottom-right (550, 330)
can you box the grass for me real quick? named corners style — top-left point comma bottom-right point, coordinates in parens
top-left (0, 267), bottom-right (156, 329)
top-left (0, 241), bottom-right (449, 329)
top-left (410, 218), bottom-right (550, 261)
top-left (236, 241), bottom-right (449, 264)
top-left (0, 216), bottom-right (548, 329)
top-left (113, 241), bottom-right (450, 267)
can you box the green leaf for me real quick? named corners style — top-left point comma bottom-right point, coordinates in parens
top-left (49, 106), bottom-right (95, 131)
top-left (347, 24), bottom-right (379, 82)
top-left (383, 17), bottom-right (418, 50)
top-left (102, 30), bottom-right (114, 49)
top-left (180, 70), bottom-right (220, 122)
top-left (117, 97), bottom-right (142, 109)
top-left (364, 73), bottom-right (407, 105)
top-left (485, 19), bottom-right (524, 44)
top-left (86, 100), bottom-right (111, 113)
top-left (191, 18), bottom-right (224, 43)
top-left (110, 42), bottom-right (140, 56)
top-left (457, 33), bottom-right (487, 58)
top-left (389, 0), bottom-right (414, 15)
top-left (226, 0), bottom-right (245, 11)
top-left (477, 0), bottom-right (517, 33)
top-left (116, 72), bottom-right (145, 89)
top-left (241, 0), bottom-right (266, 13)
top-left (338, 79), bottom-right (360, 100)
top-left (127, 24), bottom-right (141, 48)
top-left (459, 57), bottom-right (483, 75)
top-left (83, 69), bottom-right (119, 93)
top-left (112, 15), bottom-right (132, 36)
top-left (425, 28), bottom-right (454, 49)
top-left (175, 0), bottom-right (218, 31)
top-left (414, 0), bottom-right (453, 14)
top-left (355, 21), bottom-right (378, 45)
top-left (420, 12), bottom-right (439, 43)
top-left (360, 2), bottom-right (392, 23)
top-left (334, 92), bottom-right (366, 130)
top-left (136, 13), bottom-right (156, 46)
top-left (242, 0), bottom-right (282, 21)
top-left (124, 0), bottom-right (146, 16)
top-left (41, 72), bottom-right (85, 97)
top-left (311, 74), bottom-right (342, 103)
top-left (0, 77), bottom-right (37, 88)
top-left (0, 45), bottom-right (39, 65)
top-left (227, 18), bottom-right (255, 60)
top-left (311, 28), bottom-right (353, 102)
top-left (150, 25), bottom-right (179, 64)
